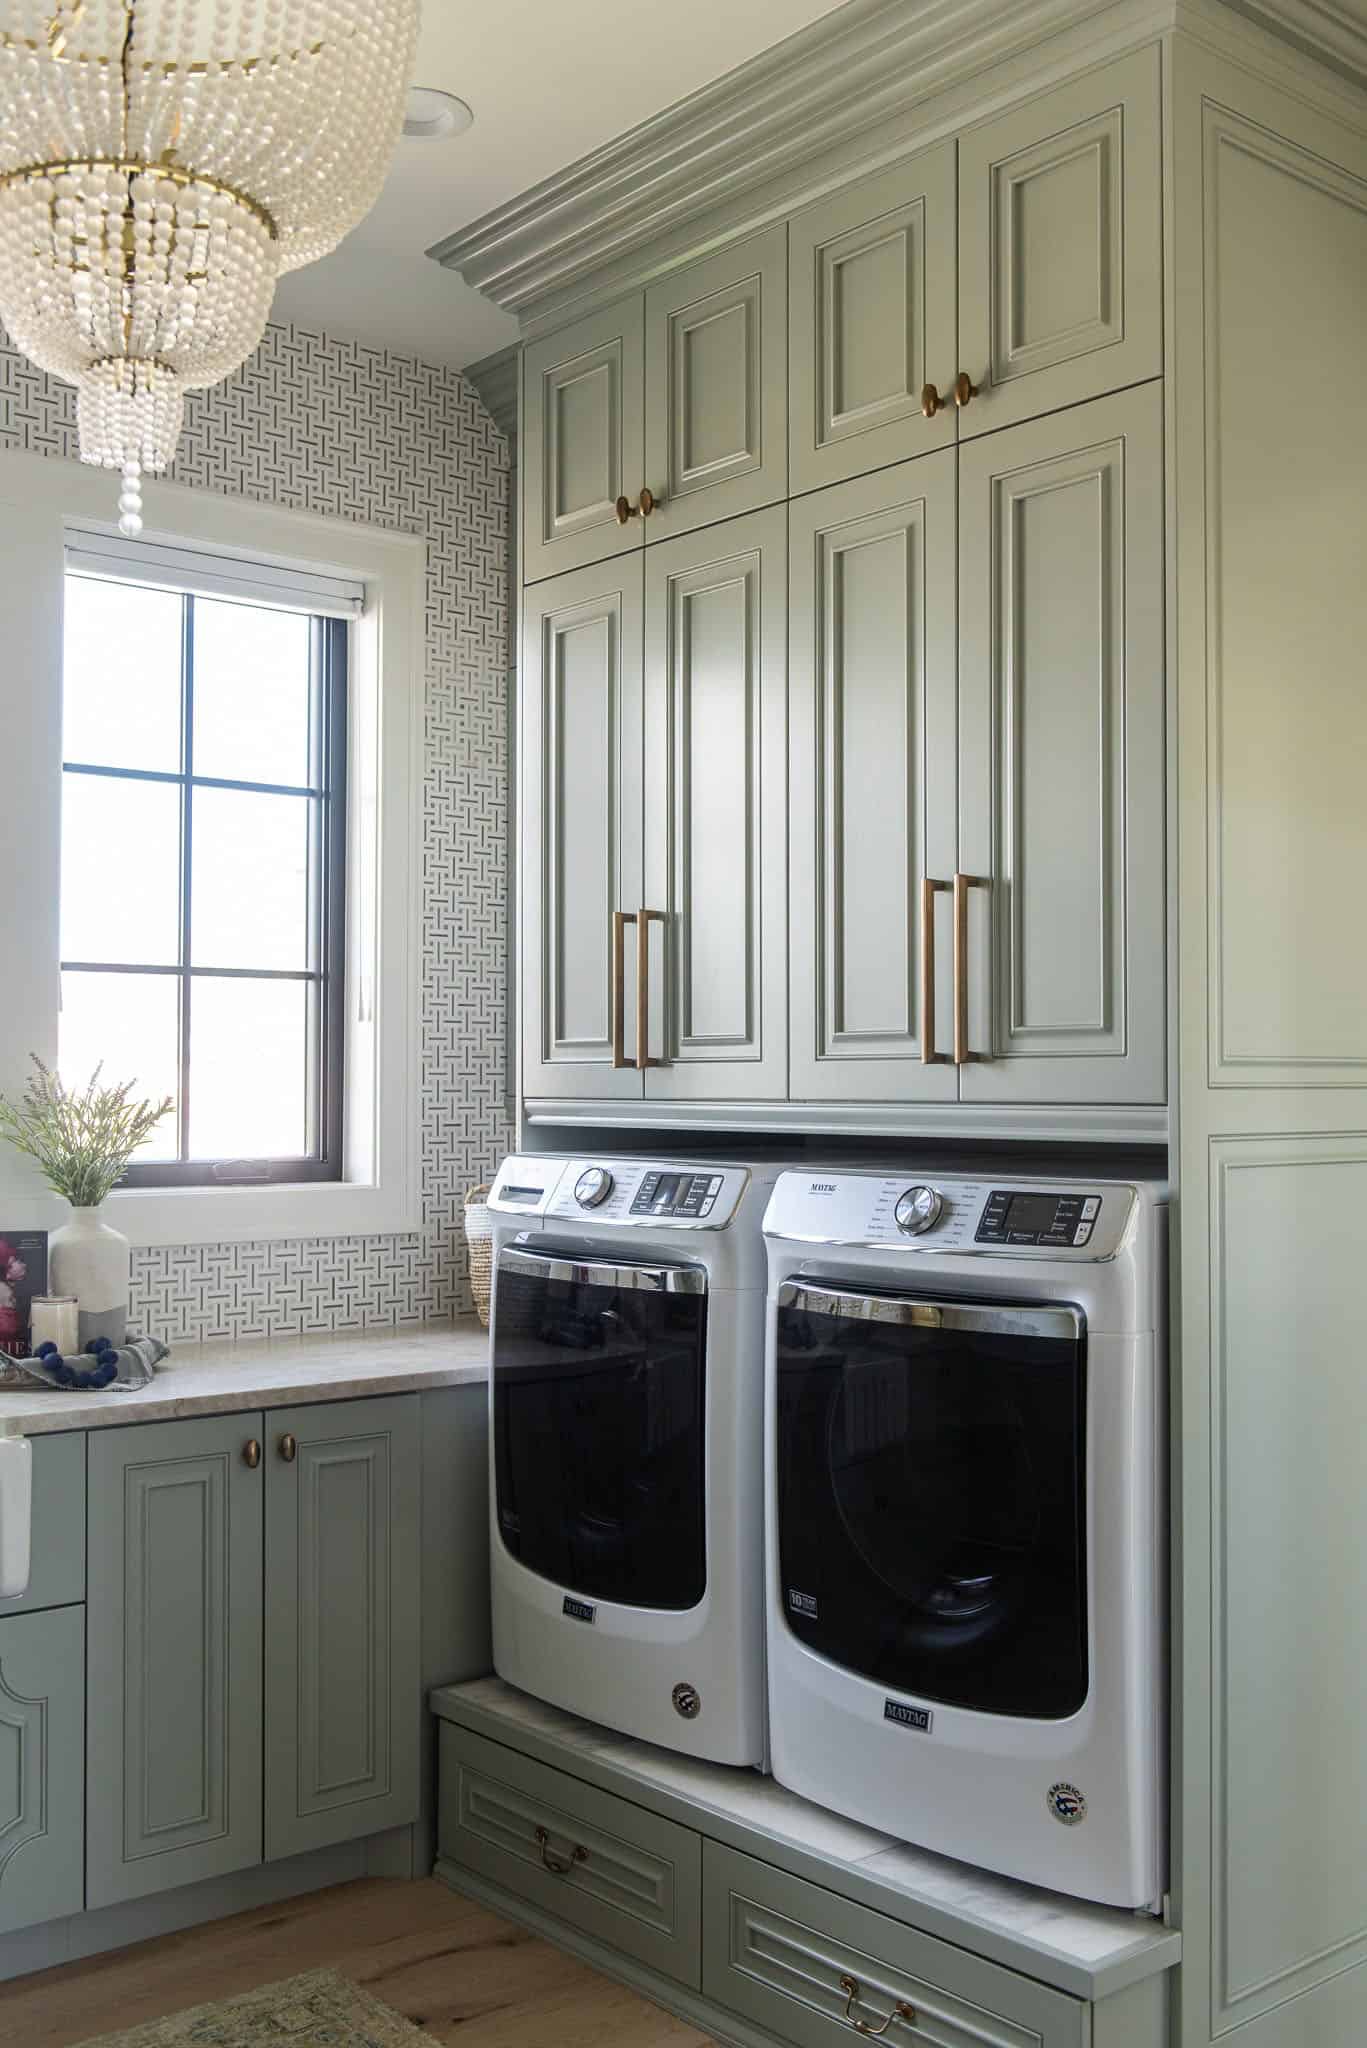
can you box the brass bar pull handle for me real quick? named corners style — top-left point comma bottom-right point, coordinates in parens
top-left (279, 1434), bottom-right (297, 1463)
top-left (920, 373), bottom-right (979, 417)
top-left (953, 872), bottom-right (992, 1066)
top-left (921, 876), bottom-right (952, 1065)
top-left (535, 1825), bottom-right (588, 1877)
top-left (636, 908), bottom-right (666, 1071)
top-left (838, 1974), bottom-right (917, 2038)
top-left (242, 1439), bottom-right (261, 1469)
top-left (612, 909), bottom-right (636, 1069)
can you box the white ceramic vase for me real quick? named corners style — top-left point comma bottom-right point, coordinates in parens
top-left (48, 1206), bottom-right (129, 1349)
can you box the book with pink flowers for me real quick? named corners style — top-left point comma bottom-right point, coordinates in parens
top-left (0, 1232), bottom-right (48, 1359)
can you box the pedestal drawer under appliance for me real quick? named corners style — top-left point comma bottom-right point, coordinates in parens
top-left (703, 1842), bottom-right (1086, 2047)
top-left (439, 1724), bottom-right (702, 1987)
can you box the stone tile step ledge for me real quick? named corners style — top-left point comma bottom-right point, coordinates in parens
top-left (0, 1319), bottom-right (489, 1436)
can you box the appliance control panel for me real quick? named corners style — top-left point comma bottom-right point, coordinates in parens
top-left (488, 1156), bottom-right (750, 1230)
top-left (763, 1172), bottom-right (1138, 1261)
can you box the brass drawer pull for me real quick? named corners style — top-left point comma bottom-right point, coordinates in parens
top-left (535, 1824), bottom-right (588, 1877)
top-left (838, 1973), bottom-right (917, 2038)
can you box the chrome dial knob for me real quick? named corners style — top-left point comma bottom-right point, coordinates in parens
top-left (895, 1185), bottom-right (944, 1235)
top-left (573, 1167), bottom-right (613, 1209)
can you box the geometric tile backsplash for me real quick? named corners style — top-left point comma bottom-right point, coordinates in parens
top-left (0, 321), bottom-right (512, 1339)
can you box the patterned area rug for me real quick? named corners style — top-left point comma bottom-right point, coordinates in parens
top-left (73, 1968), bottom-right (426, 2047)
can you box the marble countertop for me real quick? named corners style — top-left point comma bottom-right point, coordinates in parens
top-left (0, 1320), bottom-right (489, 1436)
top-left (433, 1675), bottom-right (1181, 2003)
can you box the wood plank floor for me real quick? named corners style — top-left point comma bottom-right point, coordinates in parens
top-left (0, 1878), bottom-right (717, 2047)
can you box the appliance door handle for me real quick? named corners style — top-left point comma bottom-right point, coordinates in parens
top-left (612, 910), bottom-right (636, 1069)
top-left (921, 877), bottom-right (952, 1065)
top-left (777, 1280), bottom-right (1082, 1344)
top-left (497, 1245), bottom-right (708, 1296)
top-left (636, 907), bottom-right (666, 1070)
top-left (953, 873), bottom-right (991, 1065)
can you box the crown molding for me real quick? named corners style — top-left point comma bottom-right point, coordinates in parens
top-left (463, 345), bottom-right (520, 442)
top-left (429, 0), bottom-right (1366, 331)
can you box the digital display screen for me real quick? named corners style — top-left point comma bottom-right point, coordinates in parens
top-left (499, 1185), bottom-right (544, 1205)
top-left (1003, 1193), bottom-right (1061, 1235)
top-left (650, 1174), bottom-right (686, 1209)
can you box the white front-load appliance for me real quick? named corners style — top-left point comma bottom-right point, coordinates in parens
top-left (763, 1168), bottom-right (1166, 1909)
top-left (487, 1153), bottom-right (778, 1766)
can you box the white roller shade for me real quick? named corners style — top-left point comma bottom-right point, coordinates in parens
top-left (63, 525), bottom-right (366, 620)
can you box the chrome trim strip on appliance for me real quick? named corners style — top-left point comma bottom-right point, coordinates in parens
top-left (497, 1245), bottom-right (708, 1296)
top-left (776, 1280), bottom-right (1082, 1344)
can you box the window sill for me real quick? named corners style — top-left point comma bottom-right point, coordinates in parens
top-left (106, 1177), bottom-right (421, 1249)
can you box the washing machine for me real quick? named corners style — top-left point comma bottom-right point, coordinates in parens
top-left (763, 1166), bottom-right (1167, 1909)
top-left (486, 1153), bottom-right (779, 1765)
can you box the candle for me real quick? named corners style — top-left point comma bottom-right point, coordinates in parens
top-left (30, 1296), bottom-right (79, 1356)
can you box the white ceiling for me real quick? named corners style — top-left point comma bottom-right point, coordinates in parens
top-left (271, 0), bottom-right (848, 371)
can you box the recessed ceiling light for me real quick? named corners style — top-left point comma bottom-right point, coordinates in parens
top-left (403, 88), bottom-right (474, 140)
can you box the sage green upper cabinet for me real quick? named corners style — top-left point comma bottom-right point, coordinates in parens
top-left (957, 383), bottom-right (1165, 1104)
top-left (642, 508), bottom-right (788, 1099)
top-left (265, 1397), bottom-right (421, 1862)
top-left (643, 228), bottom-right (788, 542)
top-left (86, 1414), bottom-right (265, 1908)
top-left (521, 561), bottom-right (646, 1099)
top-left (789, 455), bottom-right (958, 1101)
top-left (958, 47), bottom-right (1161, 436)
top-left (522, 297), bottom-right (645, 583)
top-left (789, 146), bottom-right (957, 495)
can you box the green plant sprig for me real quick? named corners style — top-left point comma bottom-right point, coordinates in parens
top-left (0, 1057), bottom-right (174, 1208)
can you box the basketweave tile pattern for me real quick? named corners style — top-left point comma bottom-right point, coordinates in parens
top-left (0, 322), bottom-right (512, 1339)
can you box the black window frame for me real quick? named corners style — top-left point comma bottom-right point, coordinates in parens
top-left (60, 581), bottom-right (348, 1188)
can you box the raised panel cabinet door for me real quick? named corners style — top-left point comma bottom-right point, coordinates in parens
top-left (521, 560), bottom-right (646, 1099)
top-left (522, 296), bottom-right (645, 583)
top-left (957, 384), bottom-right (1165, 1105)
top-left (789, 144), bottom-right (957, 495)
top-left (86, 1413), bottom-right (264, 1908)
top-left (642, 507), bottom-right (788, 1099)
top-left (0, 1607), bottom-right (84, 1936)
top-left (788, 454), bottom-right (959, 1102)
top-left (265, 1396), bottom-right (421, 1861)
top-left (958, 46), bottom-right (1161, 437)
top-left (644, 227), bottom-right (787, 541)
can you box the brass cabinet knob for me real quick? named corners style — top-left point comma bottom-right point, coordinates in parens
top-left (952, 371), bottom-right (978, 409)
top-left (614, 488), bottom-right (660, 525)
top-left (920, 381), bottom-right (948, 418)
top-left (279, 1433), bottom-right (297, 1463)
top-left (242, 1439), bottom-right (261, 1469)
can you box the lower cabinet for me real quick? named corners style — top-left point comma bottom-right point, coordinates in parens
top-left (0, 1606), bottom-right (85, 1936)
top-left (87, 1396), bottom-right (421, 1909)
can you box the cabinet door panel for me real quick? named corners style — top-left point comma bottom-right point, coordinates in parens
top-left (789, 146), bottom-right (957, 494)
top-left (789, 456), bottom-right (959, 1101)
top-left (643, 508), bottom-right (787, 1099)
top-left (959, 48), bottom-right (1161, 435)
top-left (521, 561), bottom-right (645, 1099)
top-left (645, 229), bottom-right (787, 541)
top-left (0, 1606), bottom-right (84, 1936)
top-left (958, 385), bottom-right (1164, 1103)
top-left (87, 1414), bottom-right (263, 1907)
top-left (522, 297), bottom-right (644, 582)
top-left (265, 1396), bottom-right (420, 1861)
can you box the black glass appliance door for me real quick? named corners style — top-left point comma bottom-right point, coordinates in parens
top-left (776, 1282), bottom-right (1087, 1718)
top-left (494, 1246), bottom-right (708, 1610)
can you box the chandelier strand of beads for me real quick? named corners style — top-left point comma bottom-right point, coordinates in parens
top-left (0, 1), bottom-right (420, 535)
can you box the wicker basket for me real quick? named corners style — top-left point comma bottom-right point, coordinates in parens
top-left (464, 1185), bottom-right (494, 1328)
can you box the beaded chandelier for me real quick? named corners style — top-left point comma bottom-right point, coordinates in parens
top-left (0, 2), bottom-right (420, 534)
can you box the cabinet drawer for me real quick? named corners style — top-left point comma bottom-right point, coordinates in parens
top-left (0, 1432), bottom-right (85, 1617)
top-left (439, 1724), bottom-right (701, 1988)
top-left (703, 1843), bottom-right (1085, 2048)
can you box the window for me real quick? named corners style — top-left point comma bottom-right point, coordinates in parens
top-left (59, 570), bottom-right (348, 1185)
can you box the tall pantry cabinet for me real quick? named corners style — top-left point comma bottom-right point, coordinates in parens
top-left (491, 9), bottom-right (1367, 2045)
